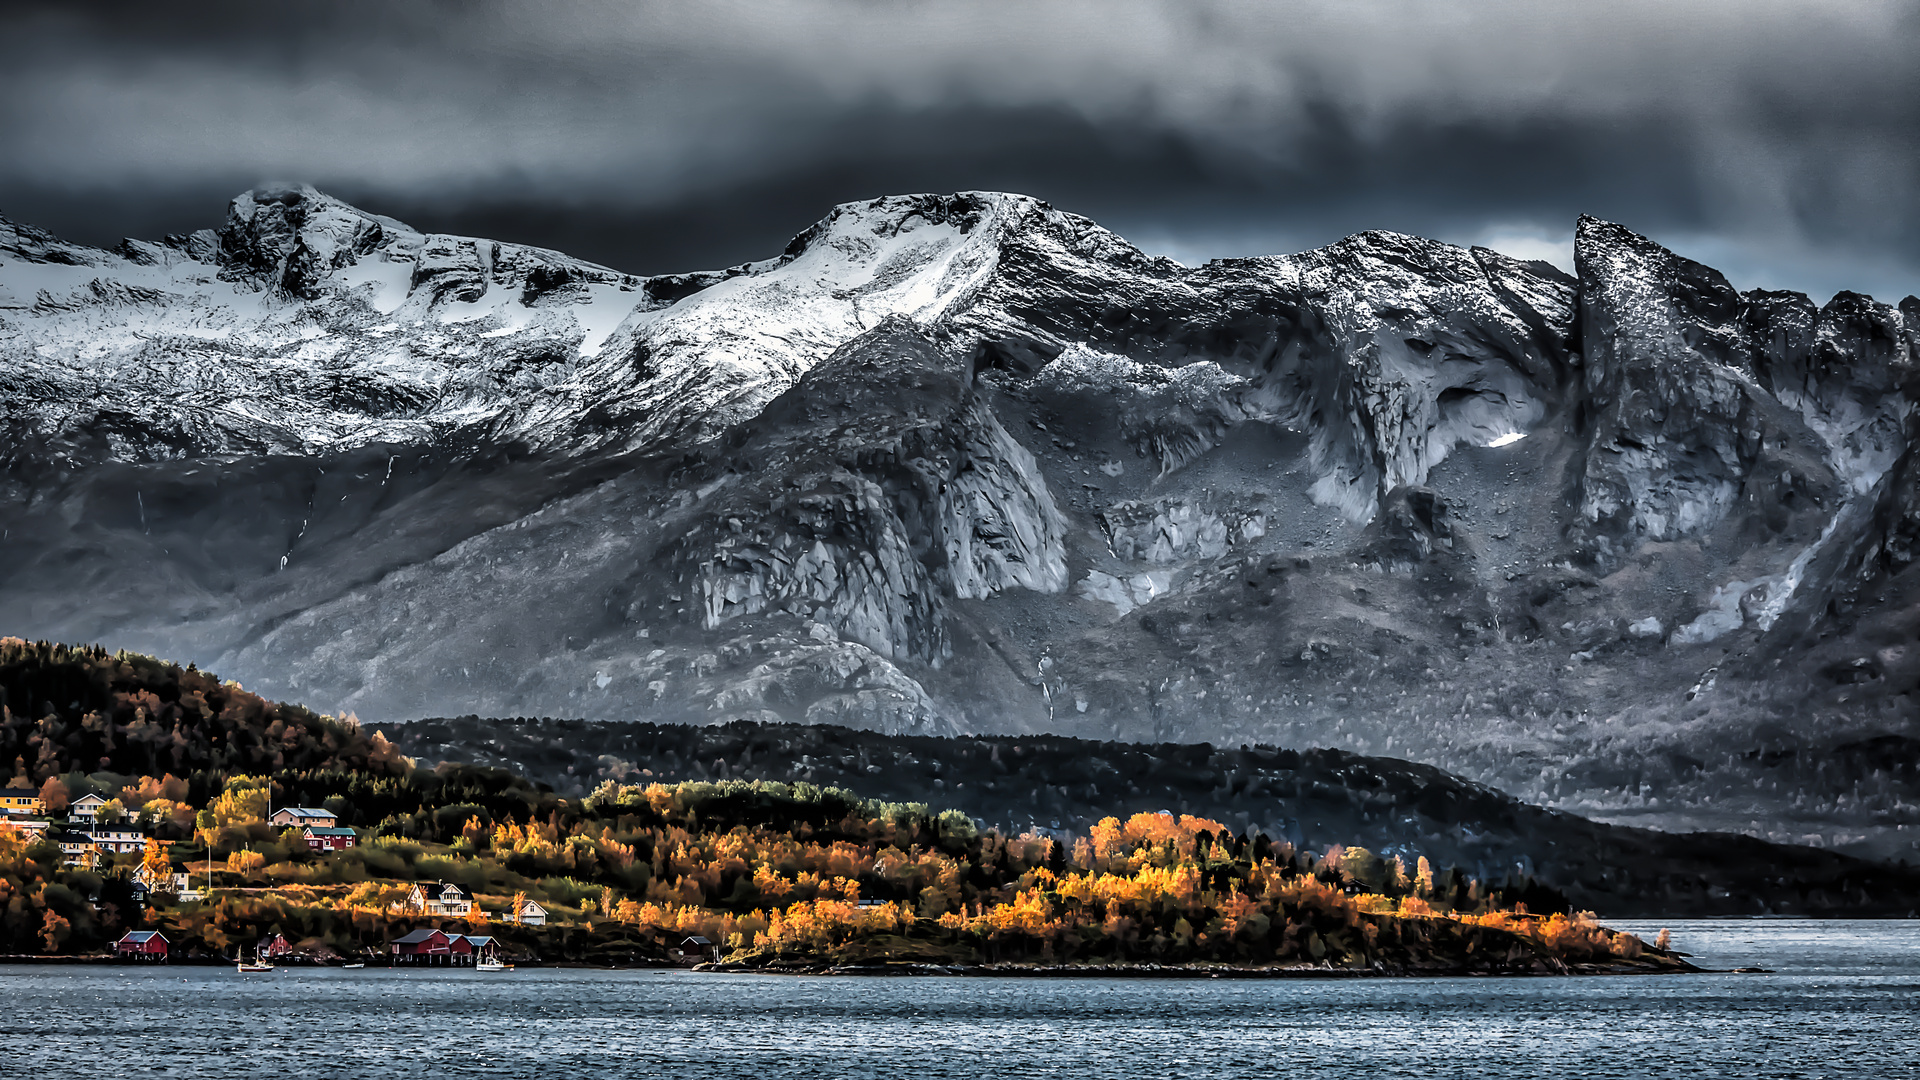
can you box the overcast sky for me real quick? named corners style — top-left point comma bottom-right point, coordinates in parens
top-left (3, 0), bottom-right (1917, 301)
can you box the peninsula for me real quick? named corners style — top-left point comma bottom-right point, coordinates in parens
top-left (1, 639), bottom-right (1689, 974)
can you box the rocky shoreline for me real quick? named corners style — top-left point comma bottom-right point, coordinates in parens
top-left (0, 955), bottom-right (1705, 976)
top-left (700, 955), bottom-right (1702, 979)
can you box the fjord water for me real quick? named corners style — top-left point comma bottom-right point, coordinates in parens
top-left (8, 922), bottom-right (1915, 1078)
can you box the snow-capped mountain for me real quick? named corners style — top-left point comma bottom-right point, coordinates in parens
top-left (4, 185), bottom-right (1917, 860)
top-left (2, 185), bottom-right (1156, 464)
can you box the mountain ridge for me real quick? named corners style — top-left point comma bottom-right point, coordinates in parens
top-left (3, 185), bottom-right (1916, 860)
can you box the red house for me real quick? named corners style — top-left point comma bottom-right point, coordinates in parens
top-left (115, 930), bottom-right (169, 961)
top-left (303, 826), bottom-right (358, 852)
top-left (391, 928), bottom-right (453, 964)
top-left (669, 935), bottom-right (720, 964)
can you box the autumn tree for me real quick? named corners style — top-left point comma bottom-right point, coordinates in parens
top-left (209, 777), bottom-right (269, 827)
top-left (1338, 847), bottom-right (1388, 891)
top-left (38, 776), bottom-right (69, 814)
top-left (141, 837), bottom-right (170, 880)
top-left (39, 911), bottom-right (70, 953)
top-left (119, 774), bottom-right (191, 811)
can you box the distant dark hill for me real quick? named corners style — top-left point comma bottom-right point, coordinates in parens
top-left (0, 638), bottom-right (408, 782)
top-left (394, 714), bottom-right (1920, 919)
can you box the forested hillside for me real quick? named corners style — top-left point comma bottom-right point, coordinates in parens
top-left (0, 639), bottom-right (409, 785)
top-left (0, 639), bottom-right (1689, 972)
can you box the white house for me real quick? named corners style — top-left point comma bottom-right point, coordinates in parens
top-left (515, 899), bottom-right (547, 926)
top-left (55, 832), bottom-right (97, 868)
top-left (77, 820), bottom-right (145, 855)
top-left (132, 863), bottom-right (193, 894)
top-left (0, 817), bottom-right (50, 841)
top-left (68, 793), bottom-right (108, 821)
top-left (405, 881), bottom-right (473, 917)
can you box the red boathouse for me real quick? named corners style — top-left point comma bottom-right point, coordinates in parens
top-left (116, 930), bottom-right (169, 961)
top-left (391, 928), bottom-right (453, 964)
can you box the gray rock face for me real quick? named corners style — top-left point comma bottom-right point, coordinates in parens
top-left (685, 318), bottom-right (1068, 665)
top-left (1573, 217), bottom-right (1845, 566)
top-left (3, 187), bottom-right (1918, 860)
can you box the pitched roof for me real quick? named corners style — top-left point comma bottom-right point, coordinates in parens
top-left (70, 793), bottom-right (107, 806)
top-left (303, 827), bottom-right (357, 837)
top-left (416, 881), bottom-right (467, 900)
top-left (119, 930), bottom-right (166, 943)
top-left (518, 899), bottom-right (546, 912)
top-left (391, 928), bottom-right (447, 944)
top-left (463, 936), bottom-right (495, 946)
top-left (274, 807), bottom-right (334, 819)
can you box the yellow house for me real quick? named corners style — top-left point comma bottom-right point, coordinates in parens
top-left (0, 790), bottom-right (43, 815)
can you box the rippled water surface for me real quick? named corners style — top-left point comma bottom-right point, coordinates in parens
top-left (8, 921), bottom-right (1917, 1078)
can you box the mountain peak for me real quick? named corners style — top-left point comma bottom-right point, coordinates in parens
top-left (216, 183), bottom-right (414, 296)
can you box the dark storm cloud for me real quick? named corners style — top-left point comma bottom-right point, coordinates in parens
top-left (3, 0), bottom-right (1917, 299)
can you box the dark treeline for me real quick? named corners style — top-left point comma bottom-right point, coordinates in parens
top-left (399, 715), bottom-right (1920, 917)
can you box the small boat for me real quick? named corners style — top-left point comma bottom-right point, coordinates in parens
top-left (341, 962), bottom-right (365, 970)
top-left (236, 960), bottom-right (273, 973)
top-left (475, 959), bottom-right (512, 972)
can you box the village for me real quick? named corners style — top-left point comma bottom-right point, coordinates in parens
top-left (0, 782), bottom-right (722, 970)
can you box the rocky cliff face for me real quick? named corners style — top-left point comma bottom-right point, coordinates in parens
top-left (3, 187), bottom-right (1916, 859)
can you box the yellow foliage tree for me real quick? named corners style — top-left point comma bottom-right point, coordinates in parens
top-left (140, 837), bottom-right (170, 880)
top-left (209, 777), bottom-right (269, 826)
top-left (226, 849), bottom-right (266, 875)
